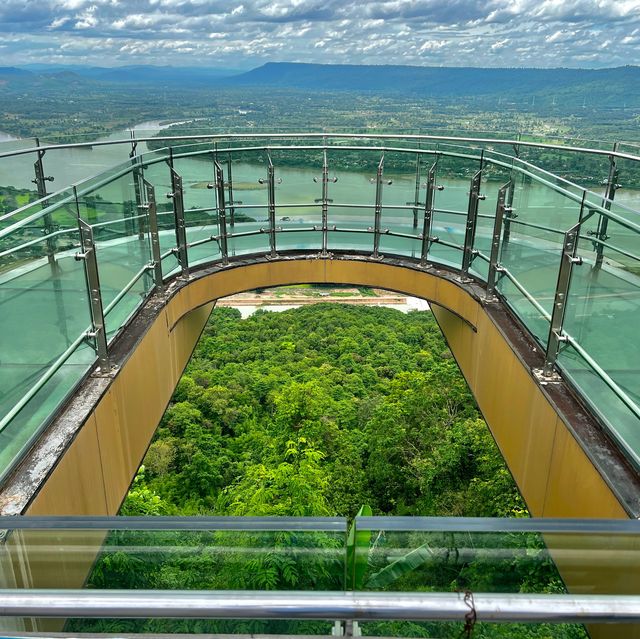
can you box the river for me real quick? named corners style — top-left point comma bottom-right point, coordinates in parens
top-left (1, 123), bottom-right (638, 244)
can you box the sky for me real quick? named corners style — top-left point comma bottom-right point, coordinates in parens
top-left (1, 0), bottom-right (640, 69)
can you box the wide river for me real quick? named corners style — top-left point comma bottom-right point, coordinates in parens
top-left (1, 123), bottom-right (638, 242)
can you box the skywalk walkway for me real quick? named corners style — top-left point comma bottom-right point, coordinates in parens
top-left (0, 133), bottom-right (638, 520)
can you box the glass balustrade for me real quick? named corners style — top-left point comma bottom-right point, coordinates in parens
top-left (0, 516), bottom-right (637, 635)
top-left (0, 135), bottom-right (638, 485)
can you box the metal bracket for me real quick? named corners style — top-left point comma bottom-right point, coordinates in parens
top-left (372, 155), bottom-right (384, 259)
top-left (214, 160), bottom-right (229, 265)
top-left (142, 179), bottom-right (164, 295)
top-left (168, 167), bottom-right (189, 277)
top-left (33, 139), bottom-right (57, 266)
top-left (266, 155), bottom-right (278, 259)
top-left (461, 168), bottom-right (483, 276)
top-left (532, 368), bottom-right (562, 384)
top-left (542, 221), bottom-right (581, 377)
top-left (316, 149), bottom-right (335, 258)
top-left (593, 145), bottom-right (620, 268)
top-left (485, 180), bottom-right (511, 300)
top-left (76, 212), bottom-right (111, 373)
top-left (420, 160), bottom-right (441, 267)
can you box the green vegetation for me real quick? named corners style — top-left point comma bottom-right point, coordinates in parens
top-left (70, 304), bottom-right (586, 638)
top-left (122, 305), bottom-right (524, 518)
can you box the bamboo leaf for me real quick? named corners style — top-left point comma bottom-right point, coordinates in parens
top-left (365, 543), bottom-right (434, 589)
top-left (346, 504), bottom-right (372, 590)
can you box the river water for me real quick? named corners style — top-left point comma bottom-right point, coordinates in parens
top-left (1, 123), bottom-right (638, 247)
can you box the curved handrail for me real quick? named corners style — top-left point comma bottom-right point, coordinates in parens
top-left (1, 131), bottom-right (640, 162)
top-left (0, 136), bottom-right (639, 487)
top-left (1, 140), bottom-right (635, 236)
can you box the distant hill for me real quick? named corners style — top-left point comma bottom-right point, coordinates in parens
top-left (16, 64), bottom-right (242, 86)
top-left (223, 62), bottom-right (640, 102)
top-left (4, 62), bottom-right (640, 108)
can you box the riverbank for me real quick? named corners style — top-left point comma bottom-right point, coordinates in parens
top-left (217, 287), bottom-right (430, 318)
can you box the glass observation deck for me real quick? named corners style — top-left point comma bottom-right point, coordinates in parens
top-left (0, 132), bottom-right (639, 485)
top-left (0, 515), bottom-right (638, 634)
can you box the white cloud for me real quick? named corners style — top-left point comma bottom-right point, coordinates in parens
top-left (0, 0), bottom-right (639, 67)
top-left (74, 5), bottom-right (98, 29)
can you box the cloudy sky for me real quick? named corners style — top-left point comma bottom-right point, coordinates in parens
top-left (1, 0), bottom-right (639, 69)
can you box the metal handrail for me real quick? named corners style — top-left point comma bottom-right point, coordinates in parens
top-left (0, 590), bottom-right (639, 623)
top-left (1, 131), bottom-right (639, 162)
top-left (1, 141), bottom-right (634, 237)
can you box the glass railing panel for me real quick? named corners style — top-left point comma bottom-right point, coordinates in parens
top-left (328, 208), bottom-right (375, 254)
top-left (0, 188), bottom-right (76, 234)
top-left (377, 151), bottom-right (423, 259)
top-left (75, 172), bottom-right (154, 339)
top-left (0, 223), bottom-right (95, 483)
top-left (326, 149), bottom-right (378, 255)
top-left (0, 140), bottom-right (42, 199)
top-left (352, 518), bottom-right (639, 605)
top-left (139, 156), bottom-right (177, 276)
top-left (561, 223), bottom-right (640, 467)
top-left (517, 143), bottom-right (613, 196)
top-left (263, 150), bottom-right (322, 253)
top-left (45, 140), bottom-right (134, 192)
top-left (470, 164), bottom-right (514, 281)
top-left (557, 341), bottom-right (640, 469)
top-left (359, 621), bottom-right (590, 638)
top-left (222, 151), bottom-right (270, 258)
top-left (424, 154), bottom-right (473, 269)
top-left (170, 154), bottom-right (222, 266)
top-left (0, 518), bottom-right (347, 635)
top-left (495, 171), bottom-right (584, 347)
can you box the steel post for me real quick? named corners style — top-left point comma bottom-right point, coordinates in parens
top-left (32, 140), bottom-right (56, 266)
top-left (132, 156), bottom-right (146, 240)
top-left (461, 168), bottom-right (484, 276)
top-left (503, 177), bottom-right (516, 245)
top-left (320, 150), bottom-right (330, 258)
top-left (215, 161), bottom-right (229, 265)
top-left (420, 161), bottom-right (439, 267)
top-left (267, 158), bottom-right (277, 259)
top-left (543, 220), bottom-right (582, 377)
top-left (142, 179), bottom-right (164, 295)
top-left (485, 181), bottom-right (511, 299)
top-left (411, 153), bottom-right (421, 229)
top-left (169, 166), bottom-right (189, 278)
top-left (372, 155), bottom-right (384, 259)
top-left (75, 199), bottom-right (110, 372)
top-left (227, 154), bottom-right (236, 229)
top-left (594, 145), bottom-right (620, 267)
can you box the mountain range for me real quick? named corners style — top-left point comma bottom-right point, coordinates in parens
top-left (2, 62), bottom-right (639, 106)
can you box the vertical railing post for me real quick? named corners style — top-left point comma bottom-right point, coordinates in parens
top-left (226, 154), bottom-right (239, 230)
top-left (32, 139), bottom-right (56, 266)
top-left (267, 156), bottom-right (278, 259)
top-left (75, 188), bottom-right (110, 372)
top-left (502, 177), bottom-right (516, 246)
top-left (168, 165), bottom-right (189, 278)
top-left (320, 150), bottom-right (333, 258)
top-left (410, 153), bottom-right (421, 230)
top-left (485, 180), bottom-right (511, 300)
top-left (420, 161), bottom-right (442, 267)
top-left (594, 144), bottom-right (620, 268)
top-left (131, 156), bottom-right (146, 241)
top-left (461, 165), bottom-right (485, 277)
top-left (542, 217), bottom-right (583, 377)
top-left (142, 179), bottom-right (164, 295)
top-left (214, 160), bottom-right (229, 265)
top-left (371, 155), bottom-right (384, 260)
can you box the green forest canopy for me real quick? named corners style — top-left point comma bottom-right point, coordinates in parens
top-left (123, 303), bottom-right (524, 518)
top-left (74, 303), bottom-right (587, 639)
